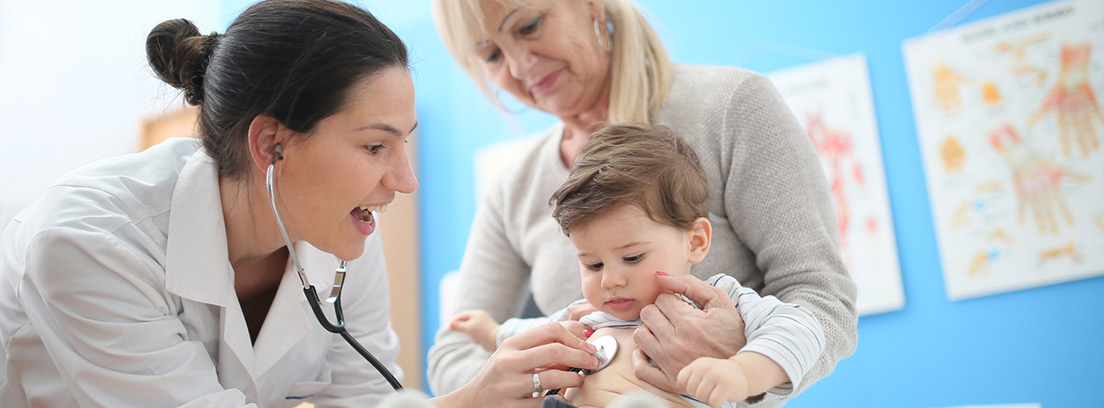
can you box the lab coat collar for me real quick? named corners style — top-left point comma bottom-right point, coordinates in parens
top-left (162, 149), bottom-right (262, 397)
top-left (163, 149), bottom-right (340, 308)
top-left (163, 147), bottom-right (343, 379)
top-left (164, 150), bottom-right (232, 306)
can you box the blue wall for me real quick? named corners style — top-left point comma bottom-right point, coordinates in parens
top-left (218, 1), bottom-right (1102, 406)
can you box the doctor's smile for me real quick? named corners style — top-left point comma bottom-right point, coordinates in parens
top-left (351, 204), bottom-right (388, 236)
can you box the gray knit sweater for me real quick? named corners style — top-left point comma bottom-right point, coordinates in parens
top-left (427, 64), bottom-right (858, 406)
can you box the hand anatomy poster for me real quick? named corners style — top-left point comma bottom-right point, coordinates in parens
top-left (904, 0), bottom-right (1104, 301)
top-left (768, 54), bottom-right (905, 315)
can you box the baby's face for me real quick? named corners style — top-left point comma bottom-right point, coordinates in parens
top-left (570, 205), bottom-right (693, 320)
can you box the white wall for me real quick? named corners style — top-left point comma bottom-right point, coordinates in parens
top-left (0, 1), bottom-right (219, 226)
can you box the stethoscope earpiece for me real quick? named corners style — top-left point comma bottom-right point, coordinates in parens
top-left (273, 143), bottom-right (284, 163)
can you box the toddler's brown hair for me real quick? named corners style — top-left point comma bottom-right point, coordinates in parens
top-left (550, 122), bottom-right (709, 235)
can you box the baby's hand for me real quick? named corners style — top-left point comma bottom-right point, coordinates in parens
top-left (677, 357), bottom-right (750, 408)
top-left (448, 310), bottom-right (501, 352)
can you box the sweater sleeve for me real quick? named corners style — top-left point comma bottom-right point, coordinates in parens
top-left (425, 182), bottom-right (532, 394)
top-left (720, 73), bottom-right (858, 400)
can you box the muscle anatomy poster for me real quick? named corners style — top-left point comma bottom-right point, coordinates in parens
top-left (904, 0), bottom-right (1104, 300)
top-left (768, 54), bottom-right (905, 315)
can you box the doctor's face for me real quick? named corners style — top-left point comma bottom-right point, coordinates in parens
top-left (278, 67), bottom-right (418, 261)
top-left (474, 0), bottom-right (612, 118)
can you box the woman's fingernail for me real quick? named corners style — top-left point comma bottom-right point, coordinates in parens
top-left (583, 329), bottom-right (595, 338)
top-left (656, 271), bottom-right (670, 276)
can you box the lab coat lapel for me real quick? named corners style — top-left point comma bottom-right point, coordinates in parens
top-left (163, 149), bottom-right (260, 400)
top-left (218, 295), bottom-right (260, 401)
top-left (164, 150), bottom-right (231, 306)
top-left (251, 240), bottom-right (331, 376)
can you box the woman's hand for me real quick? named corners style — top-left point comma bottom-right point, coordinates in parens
top-left (433, 321), bottom-right (599, 407)
top-left (566, 303), bottom-right (598, 338)
top-left (448, 310), bottom-right (502, 353)
top-left (632, 273), bottom-right (747, 393)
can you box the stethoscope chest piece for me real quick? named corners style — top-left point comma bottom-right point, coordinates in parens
top-left (543, 333), bottom-right (620, 396)
top-left (584, 334), bottom-right (619, 374)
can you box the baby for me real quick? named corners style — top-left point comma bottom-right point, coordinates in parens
top-left (450, 123), bottom-right (825, 408)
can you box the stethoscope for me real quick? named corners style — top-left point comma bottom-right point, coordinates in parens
top-left (265, 144), bottom-right (403, 391)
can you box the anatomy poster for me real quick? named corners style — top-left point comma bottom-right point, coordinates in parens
top-left (904, 0), bottom-right (1104, 300)
top-left (768, 54), bottom-right (905, 315)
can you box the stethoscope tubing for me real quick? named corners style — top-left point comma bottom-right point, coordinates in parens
top-left (302, 285), bottom-right (403, 390)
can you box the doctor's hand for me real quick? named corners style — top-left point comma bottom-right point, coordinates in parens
top-left (632, 272), bottom-right (746, 394)
top-left (432, 321), bottom-right (598, 408)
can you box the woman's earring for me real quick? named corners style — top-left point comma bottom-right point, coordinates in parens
top-left (593, 18), bottom-right (611, 53)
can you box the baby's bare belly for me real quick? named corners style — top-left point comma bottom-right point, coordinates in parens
top-left (566, 327), bottom-right (694, 408)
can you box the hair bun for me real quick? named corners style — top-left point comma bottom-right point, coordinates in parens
top-left (146, 19), bottom-right (220, 105)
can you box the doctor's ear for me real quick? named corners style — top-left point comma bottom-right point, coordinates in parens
top-left (246, 114), bottom-right (290, 172)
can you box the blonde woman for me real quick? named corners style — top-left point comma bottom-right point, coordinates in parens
top-left (429, 1), bottom-right (858, 406)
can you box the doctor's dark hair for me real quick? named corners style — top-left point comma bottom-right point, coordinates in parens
top-left (550, 122), bottom-right (709, 236)
top-left (146, 0), bottom-right (408, 179)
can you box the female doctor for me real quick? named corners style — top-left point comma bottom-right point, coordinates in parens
top-left (0, 0), bottom-right (599, 407)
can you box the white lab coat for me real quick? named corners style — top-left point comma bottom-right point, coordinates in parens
top-left (0, 138), bottom-right (402, 407)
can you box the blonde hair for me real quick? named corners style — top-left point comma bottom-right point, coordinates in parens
top-left (550, 122), bottom-right (709, 236)
top-left (431, 0), bottom-right (672, 123)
